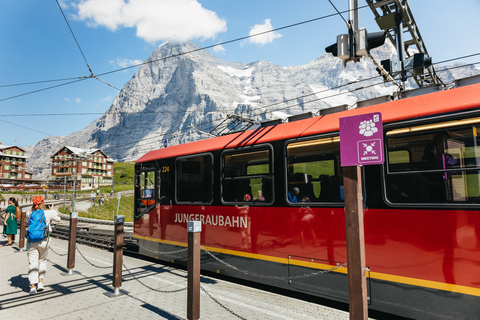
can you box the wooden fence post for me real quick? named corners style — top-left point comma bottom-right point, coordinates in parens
top-left (62, 212), bottom-right (80, 276)
top-left (187, 221), bottom-right (201, 320)
top-left (18, 208), bottom-right (27, 251)
top-left (105, 215), bottom-right (128, 297)
top-left (343, 166), bottom-right (368, 320)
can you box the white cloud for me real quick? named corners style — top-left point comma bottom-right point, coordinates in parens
top-left (110, 58), bottom-right (144, 68)
top-left (58, 0), bottom-right (70, 9)
top-left (212, 44), bottom-right (225, 53)
top-left (76, 0), bottom-right (227, 43)
top-left (64, 98), bottom-right (71, 103)
top-left (102, 95), bottom-right (113, 102)
top-left (75, 98), bottom-right (81, 103)
top-left (248, 19), bottom-right (282, 46)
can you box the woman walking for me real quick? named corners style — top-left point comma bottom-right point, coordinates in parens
top-left (27, 196), bottom-right (60, 295)
top-left (3, 197), bottom-right (18, 245)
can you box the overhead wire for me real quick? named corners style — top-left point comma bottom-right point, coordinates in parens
top-left (0, 6), bottom-right (369, 102)
top-left (0, 118), bottom-right (57, 138)
top-left (56, 0), bottom-right (94, 76)
top-left (100, 79), bottom-right (392, 153)
top-left (0, 77), bottom-right (85, 88)
top-left (2, 3), bottom-right (478, 153)
top-left (2, 51), bottom-right (479, 118)
top-left (102, 59), bottom-right (480, 154)
top-left (0, 78), bottom-right (87, 103)
top-left (328, 0), bottom-right (349, 25)
top-left (82, 5), bottom-right (369, 78)
top-left (5, 57), bottom-right (477, 153)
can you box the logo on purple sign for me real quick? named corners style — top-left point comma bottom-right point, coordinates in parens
top-left (339, 112), bottom-right (384, 167)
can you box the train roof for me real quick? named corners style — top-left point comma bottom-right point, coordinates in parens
top-left (137, 83), bottom-right (480, 164)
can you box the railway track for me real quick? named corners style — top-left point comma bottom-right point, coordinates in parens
top-left (50, 224), bottom-right (139, 252)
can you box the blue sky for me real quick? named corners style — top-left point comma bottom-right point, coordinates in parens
top-left (1, 0), bottom-right (480, 148)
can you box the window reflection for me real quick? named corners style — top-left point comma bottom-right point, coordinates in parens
top-left (286, 137), bottom-right (343, 203)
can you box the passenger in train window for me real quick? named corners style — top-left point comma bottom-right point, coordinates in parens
top-left (288, 187), bottom-right (300, 203)
top-left (257, 191), bottom-right (265, 201)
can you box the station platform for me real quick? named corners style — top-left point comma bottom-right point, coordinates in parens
top-left (0, 234), bottom-right (359, 320)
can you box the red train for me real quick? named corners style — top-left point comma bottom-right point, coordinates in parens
top-left (134, 81), bottom-right (480, 319)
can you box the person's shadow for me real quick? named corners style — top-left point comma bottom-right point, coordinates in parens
top-left (9, 274), bottom-right (30, 293)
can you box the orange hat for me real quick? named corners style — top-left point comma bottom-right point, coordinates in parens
top-left (32, 195), bottom-right (44, 205)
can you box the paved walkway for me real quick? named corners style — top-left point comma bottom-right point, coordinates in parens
top-left (0, 234), bottom-right (359, 320)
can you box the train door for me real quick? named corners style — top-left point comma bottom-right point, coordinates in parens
top-left (134, 168), bottom-right (157, 221)
top-left (158, 160), bottom-right (172, 205)
top-left (158, 160), bottom-right (172, 240)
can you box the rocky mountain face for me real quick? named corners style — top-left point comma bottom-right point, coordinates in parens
top-left (25, 41), bottom-right (479, 179)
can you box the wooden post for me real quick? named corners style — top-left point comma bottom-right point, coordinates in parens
top-left (343, 166), bottom-right (368, 319)
top-left (67, 212), bottom-right (78, 274)
top-left (113, 215), bottom-right (124, 290)
top-left (187, 221), bottom-right (201, 320)
top-left (104, 215), bottom-right (128, 297)
top-left (19, 208), bottom-right (27, 250)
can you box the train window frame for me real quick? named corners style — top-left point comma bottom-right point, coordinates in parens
top-left (383, 114), bottom-right (480, 208)
top-left (134, 166), bottom-right (158, 221)
top-left (175, 153), bottom-right (214, 205)
top-left (284, 134), bottom-right (345, 207)
top-left (220, 144), bottom-right (274, 206)
top-left (137, 169), bottom-right (157, 200)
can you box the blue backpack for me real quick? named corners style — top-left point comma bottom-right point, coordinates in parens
top-left (26, 210), bottom-right (48, 242)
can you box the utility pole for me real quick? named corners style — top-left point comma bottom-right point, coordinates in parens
top-left (394, 2), bottom-right (407, 87)
top-left (348, 0), bottom-right (359, 62)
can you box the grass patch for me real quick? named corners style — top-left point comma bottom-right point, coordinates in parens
top-left (47, 161), bottom-right (135, 195)
top-left (58, 195), bottom-right (134, 222)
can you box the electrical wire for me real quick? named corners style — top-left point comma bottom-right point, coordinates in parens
top-left (2, 52), bottom-right (478, 118)
top-left (0, 78), bottom-right (87, 103)
top-left (56, 0), bottom-right (93, 76)
top-left (0, 7), bottom-right (368, 101)
top-left (0, 118), bottom-right (57, 138)
top-left (101, 60), bottom-right (480, 154)
top-left (94, 5), bottom-right (370, 78)
top-left (8, 58), bottom-right (478, 153)
top-left (0, 77), bottom-right (85, 88)
top-left (328, 0), bottom-right (349, 25)
top-left (98, 79), bottom-right (390, 153)
top-left (436, 53), bottom-right (480, 65)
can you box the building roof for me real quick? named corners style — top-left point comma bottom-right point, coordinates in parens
top-left (51, 146), bottom-right (110, 159)
top-left (0, 145), bottom-right (28, 159)
top-left (0, 145), bottom-right (26, 152)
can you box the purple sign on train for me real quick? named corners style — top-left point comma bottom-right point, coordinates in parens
top-left (339, 112), bottom-right (384, 167)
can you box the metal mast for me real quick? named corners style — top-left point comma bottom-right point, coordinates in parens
top-left (365, 0), bottom-right (443, 87)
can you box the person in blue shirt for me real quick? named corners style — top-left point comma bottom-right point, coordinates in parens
top-left (288, 187), bottom-right (300, 203)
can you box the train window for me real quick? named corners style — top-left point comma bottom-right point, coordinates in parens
top-left (386, 117), bottom-right (480, 204)
top-left (135, 169), bottom-right (157, 221)
top-left (176, 154), bottom-right (213, 204)
top-left (222, 148), bottom-right (272, 203)
top-left (139, 170), bottom-right (155, 199)
top-left (286, 136), bottom-right (343, 204)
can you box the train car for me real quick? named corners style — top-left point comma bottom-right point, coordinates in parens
top-left (134, 82), bottom-right (480, 319)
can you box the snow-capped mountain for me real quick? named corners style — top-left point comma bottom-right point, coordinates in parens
top-left (25, 41), bottom-right (479, 179)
